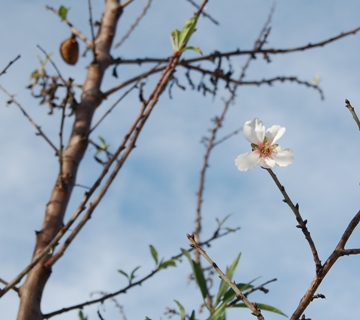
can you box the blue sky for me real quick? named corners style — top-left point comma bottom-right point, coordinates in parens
top-left (1, 1), bottom-right (360, 319)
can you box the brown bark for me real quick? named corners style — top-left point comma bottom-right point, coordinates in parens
top-left (16, 1), bottom-right (122, 319)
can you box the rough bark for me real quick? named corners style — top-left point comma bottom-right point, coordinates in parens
top-left (16, 1), bottom-right (122, 319)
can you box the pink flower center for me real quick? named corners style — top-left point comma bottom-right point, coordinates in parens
top-left (251, 138), bottom-right (278, 159)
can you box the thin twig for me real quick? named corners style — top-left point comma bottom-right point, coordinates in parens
top-left (187, 233), bottom-right (265, 320)
top-left (87, 0), bottom-right (97, 62)
top-left (291, 210), bottom-right (360, 320)
top-left (186, 0), bottom-right (219, 25)
top-left (36, 45), bottom-right (65, 83)
top-left (212, 126), bottom-right (242, 147)
top-left (0, 55), bottom-right (21, 76)
top-left (90, 83), bottom-right (138, 133)
top-left (0, 278), bottom-right (19, 292)
top-left (0, 85), bottom-right (58, 155)
top-left (345, 99), bottom-right (360, 130)
top-left (266, 168), bottom-right (322, 271)
top-left (114, 0), bottom-right (152, 49)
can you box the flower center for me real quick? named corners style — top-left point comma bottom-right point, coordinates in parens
top-left (251, 138), bottom-right (278, 159)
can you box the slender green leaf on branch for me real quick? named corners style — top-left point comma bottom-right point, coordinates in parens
top-left (149, 245), bottom-right (158, 265)
top-left (158, 258), bottom-right (177, 270)
top-left (78, 310), bottom-right (88, 320)
top-left (207, 303), bottom-right (227, 320)
top-left (58, 5), bottom-right (69, 20)
top-left (174, 300), bottom-right (186, 320)
top-left (117, 269), bottom-right (128, 279)
top-left (189, 310), bottom-right (196, 320)
top-left (130, 266), bottom-right (141, 281)
top-left (233, 303), bottom-right (287, 317)
top-left (181, 248), bottom-right (208, 300)
top-left (178, 16), bottom-right (198, 45)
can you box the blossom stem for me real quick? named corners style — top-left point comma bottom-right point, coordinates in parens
top-left (265, 169), bottom-right (322, 271)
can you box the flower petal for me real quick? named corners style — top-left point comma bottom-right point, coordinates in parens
top-left (263, 157), bottom-right (276, 168)
top-left (273, 148), bottom-right (294, 167)
top-left (243, 118), bottom-right (264, 144)
top-left (235, 151), bottom-right (260, 171)
top-left (266, 125), bottom-right (285, 144)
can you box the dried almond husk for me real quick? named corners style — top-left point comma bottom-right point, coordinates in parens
top-left (60, 34), bottom-right (79, 65)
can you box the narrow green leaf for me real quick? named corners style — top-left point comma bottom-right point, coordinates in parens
top-left (189, 310), bottom-right (196, 320)
top-left (130, 266), bottom-right (141, 281)
top-left (232, 303), bottom-right (287, 317)
top-left (78, 310), bottom-right (88, 320)
top-left (174, 300), bottom-right (186, 320)
top-left (178, 16), bottom-right (198, 46)
top-left (215, 253), bottom-right (241, 307)
top-left (145, 317), bottom-right (152, 320)
top-left (117, 269), bottom-right (129, 279)
top-left (58, 5), bottom-right (69, 20)
top-left (207, 303), bottom-right (227, 320)
top-left (158, 258), bottom-right (177, 270)
top-left (170, 29), bottom-right (181, 51)
top-left (181, 249), bottom-right (208, 300)
top-left (149, 245), bottom-right (158, 265)
top-left (181, 46), bottom-right (202, 55)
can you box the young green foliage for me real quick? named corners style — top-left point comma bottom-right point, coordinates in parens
top-left (181, 248), bottom-right (208, 300)
top-left (58, 5), bottom-right (69, 20)
top-left (170, 16), bottom-right (202, 55)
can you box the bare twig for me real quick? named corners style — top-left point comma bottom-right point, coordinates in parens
top-left (114, 0), bottom-right (152, 49)
top-left (87, 0), bottom-right (97, 62)
top-left (90, 82), bottom-right (138, 133)
top-left (186, 0), bottom-right (219, 25)
top-left (36, 45), bottom-right (65, 83)
top-left (291, 210), bottom-right (360, 320)
top-left (345, 99), bottom-right (360, 130)
top-left (0, 55), bottom-right (21, 76)
top-left (0, 278), bottom-right (19, 293)
top-left (0, 85), bottom-right (58, 155)
top-left (266, 168), bottom-right (322, 271)
top-left (187, 233), bottom-right (265, 320)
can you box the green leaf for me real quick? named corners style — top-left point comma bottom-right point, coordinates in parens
top-left (207, 303), bottom-right (227, 320)
top-left (117, 269), bottom-right (129, 279)
top-left (215, 253), bottom-right (241, 307)
top-left (130, 266), bottom-right (141, 281)
top-left (158, 258), bottom-right (177, 270)
top-left (78, 310), bottom-right (88, 320)
top-left (58, 5), bottom-right (69, 20)
top-left (181, 46), bottom-right (203, 55)
top-left (174, 300), bottom-right (186, 320)
top-left (181, 249), bottom-right (208, 300)
top-left (232, 303), bottom-right (287, 317)
top-left (189, 310), bottom-right (196, 320)
top-left (145, 317), bottom-right (152, 320)
top-left (170, 29), bottom-right (181, 51)
top-left (149, 245), bottom-right (158, 265)
top-left (178, 16), bottom-right (198, 46)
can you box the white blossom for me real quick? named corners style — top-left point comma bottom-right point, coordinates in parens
top-left (235, 118), bottom-right (294, 171)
